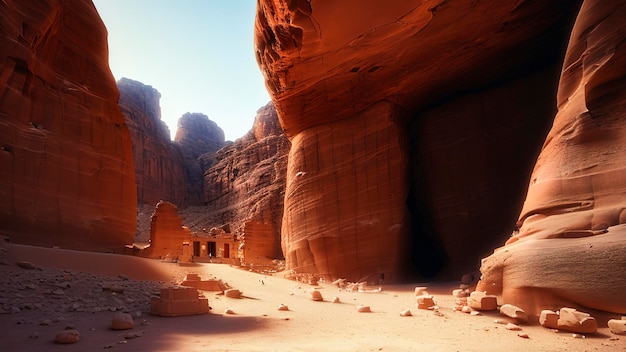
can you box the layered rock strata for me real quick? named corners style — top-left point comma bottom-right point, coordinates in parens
top-left (255, 0), bottom-right (583, 281)
top-left (118, 78), bottom-right (187, 207)
top-left (174, 112), bottom-right (225, 205)
top-left (478, 0), bottom-right (626, 314)
top-left (200, 102), bottom-right (290, 264)
top-left (0, 0), bottom-right (136, 249)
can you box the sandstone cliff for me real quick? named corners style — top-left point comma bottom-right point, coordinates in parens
top-left (0, 0), bottom-right (136, 249)
top-left (174, 112), bottom-right (225, 205)
top-left (255, 0), bottom-right (583, 281)
top-left (118, 78), bottom-right (187, 208)
top-left (182, 102), bottom-right (290, 264)
top-left (478, 0), bottom-right (626, 315)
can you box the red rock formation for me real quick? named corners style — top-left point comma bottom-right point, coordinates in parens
top-left (145, 201), bottom-right (190, 259)
top-left (478, 0), bottom-right (626, 315)
top-left (189, 102), bottom-right (289, 265)
top-left (118, 78), bottom-right (187, 207)
top-left (174, 112), bottom-right (225, 205)
top-left (255, 0), bottom-right (582, 281)
top-left (0, 0), bottom-right (136, 249)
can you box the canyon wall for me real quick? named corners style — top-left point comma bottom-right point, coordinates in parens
top-left (199, 102), bottom-right (289, 264)
top-left (118, 78), bottom-right (187, 208)
top-left (478, 0), bottom-right (626, 314)
top-left (255, 0), bottom-right (583, 281)
top-left (0, 0), bottom-right (136, 249)
top-left (174, 112), bottom-right (225, 205)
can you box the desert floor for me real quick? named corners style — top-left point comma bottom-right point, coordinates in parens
top-left (0, 241), bottom-right (624, 352)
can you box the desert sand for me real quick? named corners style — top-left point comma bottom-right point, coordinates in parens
top-left (0, 241), bottom-right (624, 352)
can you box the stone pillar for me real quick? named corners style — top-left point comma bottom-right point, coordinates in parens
top-left (281, 101), bottom-right (410, 282)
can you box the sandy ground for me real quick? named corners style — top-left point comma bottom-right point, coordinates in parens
top-left (1, 242), bottom-right (625, 352)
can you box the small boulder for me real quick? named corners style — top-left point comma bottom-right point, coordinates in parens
top-left (54, 329), bottom-right (80, 344)
top-left (357, 305), bottom-right (371, 313)
top-left (310, 290), bottom-right (323, 301)
top-left (416, 295), bottom-right (436, 310)
top-left (557, 308), bottom-right (597, 334)
top-left (224, 309), bottom-right (235, 315)
top-left (414, 287), bottom-right (428, 296)
top-left (539, 310), bottom-right (558, 329)
top-left (500, 304), bottom-right (528, 323)
top-left (111, 312), bottom-right (134, 330)
top-left (400, 309), bottom-right (412, 317)
top-left (277, 304), bottom-right (289, 311)
top-left (468, 291), bottom-right (497, 311)
top-left (608, 319), bottom-right (626, 335)
top-left (332, 296), bottom-right (341, 303)
top-left (224, 289), bottom-right (242, 299)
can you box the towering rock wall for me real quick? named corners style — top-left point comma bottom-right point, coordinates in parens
top-left (118, 78), bottom-right (187, 207)
top-left (174, 113), bottom-right (225, 205)
top-left (0, 0), bottom-right (136, 249)
top-left (255, 0), bottom-right (582, 281)
top-left (478, 0), bottom-right (626, 315)
top-left (201, 102), bottom-right (290, 264)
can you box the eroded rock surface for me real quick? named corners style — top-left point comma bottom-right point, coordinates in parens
top-left (0, 0), bottom-right (136, 249)
top-left (478, 0), bottom-right (626, 314)
top-left (194, 102), bottom-right (290, 264)
top-left (174, 113), bottom-right (225, 205)
top-left (118, 78), bottom-right (187, 208)
top-left (255, 0), bottom-right (583, 281)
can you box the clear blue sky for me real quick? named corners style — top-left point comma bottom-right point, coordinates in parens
top-left (92, 0), bottom-right (271, 141)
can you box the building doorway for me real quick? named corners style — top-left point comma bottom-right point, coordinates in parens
top-left (223, 243), bottom-right (230, 258)
top-left (207, 241), bottom-right (216, 257)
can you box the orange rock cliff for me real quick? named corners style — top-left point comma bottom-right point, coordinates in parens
top-left (1, 0), bottom-right (625, 317)
top-left (254, 0), bottom-right (585, 281)
top-left (0, 0), bottom-right (136, 249)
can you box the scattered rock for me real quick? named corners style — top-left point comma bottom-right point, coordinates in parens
top-left (277, 304), bottom-right (289, 311)
top-left (332, 296), bottom-right (340, 303)
top-left (468, 291), bottom-right (497, 311)
top-left (416, 295), bottom-right (436, 310)
top-left (224, 289), bottom-right (242, 299)
top-left (608, 319), bottom-right (626, 335)
top-left (357, 305), bottom-right (371, 313)
top-left (539, 310), bottom-right (559, 329)
top-left (506, 323), bottom-right (522, 331)
top-left (518, 332), bottom-right (530, 338)
top-left (54, 329), bottom-right (80, 344)
top-left (414, 287), bottom-right (428, 296)
top-left (111, 312), bottom-right (134, 330)
top-left (499, 304), bottom-right (528, 323)
top-left (224, 309), bottom-right (235, 314)
top-left (310, 290), bottom-right (323, 301)
top-left (400, 309), bottom-right (412, 317)
top-left (452, 289), bottom-right (468, 298)
top-left (123, 331), bottom-right (144, 339)
top-left (557, 307), bottom-right (597, 334)
top-left (16, 261), bottom-right (36, 270)
top-left (29, 332), bottom-right (39, 339)
top-left (40, 319), bottom-right (52, 326)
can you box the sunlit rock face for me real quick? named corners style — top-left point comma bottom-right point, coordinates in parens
top-left (0, 0), bottom-right (136, 249)
top-left (118, 78), bottom-right (187, 208)
top-left (201, 102), bottom-right (290, 264)
top-left (174, 113), bottom-right (225, 205)
top-left (255, 0), bottom-right (582, 281)
top-left (478, 0), bottom-right (626, 315)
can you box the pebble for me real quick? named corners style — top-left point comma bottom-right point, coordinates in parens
top-left (54, 329), bottom-right (80, 344)
top-left (332, 296), bottom-right (341, 303)
top-left (499, 304), bottom-right (528, 323)
top-left (357, 305), bottom-right (371, 313)
top-left (111, 312), bottom-right (134, 330)
top-left (608, 319), bottom-right (626, 335)
top-left (400, 309), bottom-right (412, 317)
top-left (277, 304), bottom-right (289, 311)
top-left (518, 332), bottom-right (529, 338)
top-left (506, 323), bottom-right (522, 331)
top-left (310, 290), bottom-right (323, 301)
top-left (224, 309), bottom-right (235, 314)
top-left (224, 289), bottom-right (242, 299)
